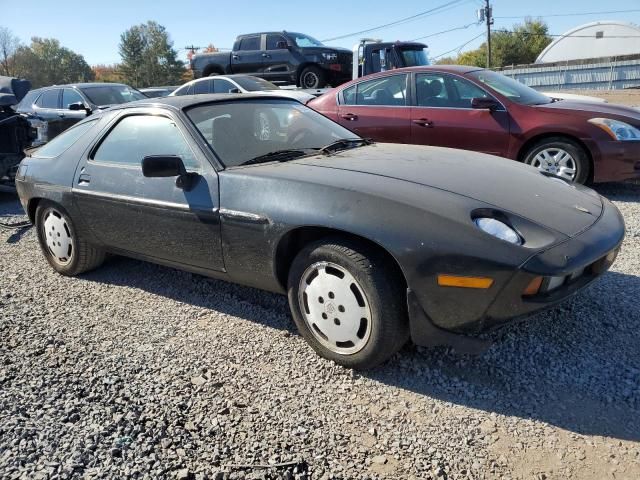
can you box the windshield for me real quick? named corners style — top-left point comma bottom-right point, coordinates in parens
top-left (400, 48), bottom-right (429, 67)
top-left (290, 33), bottom-right (324, 48)
top-left (232, 76), bottom-right (280, 92)
top-left (186, 99), bottom-right (360, 167)
top-left (80, 85), bottom-right (146, 106)
top-left (468, 70), bottom-right (551, 105)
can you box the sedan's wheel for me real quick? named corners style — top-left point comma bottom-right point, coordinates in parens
top-left (288, 238), bottom-right (409, 369)
top-left (36, 201), bottom-right (105, 276)
top-left (523, 137), bottom-right (590, 184)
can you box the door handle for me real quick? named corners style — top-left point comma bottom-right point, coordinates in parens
top-left (340, 113), bottom-right (358, 121)
top-left (262, 53), bottom-right (270, 58)
top-left (412, 118), bottom-right (433, 127)
top-left (58, 113), bottom-right (65, 118)
top-left (78, 173), bottom-right (91, 185)
top-left (232, 54), bottom-right (239, 60)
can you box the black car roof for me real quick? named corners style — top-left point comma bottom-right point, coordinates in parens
top-left (108, 93), bottom-right (300, 111)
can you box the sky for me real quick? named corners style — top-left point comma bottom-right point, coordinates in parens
top-left (2, 0), bottom-right (640, 65)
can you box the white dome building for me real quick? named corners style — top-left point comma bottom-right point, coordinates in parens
top-left (535, 21), bottom-right (640, 64)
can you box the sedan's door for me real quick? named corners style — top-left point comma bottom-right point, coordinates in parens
top-left (336, 73), bottom-right (411, 143)
top-left (231, 35), bottom-right (264, 74)
top-left (72, 108), bottom-right (224, 271)
top-left (410, 72), bottom-right (510, 156)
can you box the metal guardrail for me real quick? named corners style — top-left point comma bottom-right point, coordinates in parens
top-left (497, 56), bottom-right (640, 91)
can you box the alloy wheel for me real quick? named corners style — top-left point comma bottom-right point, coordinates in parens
top-left (530, 147), bottom-right (577, 181)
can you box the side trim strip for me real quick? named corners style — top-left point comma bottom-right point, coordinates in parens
top-left (72, 188), bottom-right (218, 213)
top-left (219, 208), bottom-right (269, 224)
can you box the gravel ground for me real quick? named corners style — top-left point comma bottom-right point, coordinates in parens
top-left (1, 184), bottom-right (639, 480)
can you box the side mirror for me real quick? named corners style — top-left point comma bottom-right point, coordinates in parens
top-left (142, 155), bottom-right (196, 191)
top-left (275, 41), bottom-right (288, 49)
top-left (228, 88), bottom-right (241, 93)
top-left (68, 102), bottom-right (91, 115)
top-left (471, 97), bottom-right (499, 111)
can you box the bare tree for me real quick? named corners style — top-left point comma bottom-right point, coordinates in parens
top-left (0, 26), bottom-right (21, 76)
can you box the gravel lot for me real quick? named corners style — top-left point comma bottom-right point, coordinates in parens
top-left (1, 183), bottom-right (639, 480)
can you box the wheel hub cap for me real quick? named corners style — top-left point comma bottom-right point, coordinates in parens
top-left (531, 148), bottom-right (577, 181)
top-left (298, 262), bottom-right (372, 355)
top-left (43, 209), bottom-right (73, 265)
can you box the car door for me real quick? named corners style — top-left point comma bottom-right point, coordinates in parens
top-left (72, 108), bottom-right (224, 271)
top-left (262, 34), bottom-right (294, 83)
top-left (336, 73), bottom-right (411, 143)
top-left (410, 72), bottom-right (511, 156)
top-left (61, 88), bottom-right (89, 131)
top-left (232, 35), bottom-right (264, 74)
top-left (33, 88), bottom-right (66, 140)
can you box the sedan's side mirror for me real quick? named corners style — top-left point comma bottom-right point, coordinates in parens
top-left (228, 88), bottom-right (241, 93)
top-left (471, 97), bottom-right (499, 111)
top-left (142, 155), bottom-right (196, 191)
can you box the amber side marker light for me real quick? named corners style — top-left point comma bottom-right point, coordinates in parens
top-left (523, 276), bottom-right (544, 296)
top-left (437, 274), bottom-right (494, 289)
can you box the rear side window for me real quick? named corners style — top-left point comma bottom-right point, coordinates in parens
top-left (342, 75), bottom-right (407, 106)
top-left (172, 85), bottom-right (189, 96)
top-left (238, 36), bottom-right (260, 51)
top-left (36, 89), bottom-right (60, 108)
top-left (34, 120), bottom-right (98, 158)
top-left (16, 90), bottom-right (40, 111)
top-left (92, 115), bottom-right (199, 169)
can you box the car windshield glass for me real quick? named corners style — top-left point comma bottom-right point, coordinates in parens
top-left (468, 70), bottom-right (551, 105)
top-left (186, 99), bottom-right (362, 167)
top-left (232, 76), bottom-right (280, 91)
top-left (291, 33), bottom-right (324, 48)
top-left (400, 48), bottom-right (429, 67)
top-left (80, 85), bottom-right (146, 106)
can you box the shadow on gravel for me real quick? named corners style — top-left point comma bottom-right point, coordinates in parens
top-left (595, 181), bottom-right (640, 202)
top-left (370, 270), bottom-right (640, 442)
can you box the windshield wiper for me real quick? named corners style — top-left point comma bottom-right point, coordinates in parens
top-left (239, 149), bottom-right (316, 166)
top-left (319, 138), bottom-right (373, 155)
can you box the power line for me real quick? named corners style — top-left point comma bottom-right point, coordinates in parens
top-left (431, 31), bottom-right (486, 59)
top-left (495, 8), bottom-right (640, 19)
top-left (410, 21), bottom-right (480, 41)
top-left (321, 0), bottom-right (470, 42)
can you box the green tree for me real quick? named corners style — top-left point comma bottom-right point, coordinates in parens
top-left (436, 18), bottom-right (552, 68)
top-left (119, 21), bottom-right (184, 87)
top-left (11, 37), bottom-right (94, 87)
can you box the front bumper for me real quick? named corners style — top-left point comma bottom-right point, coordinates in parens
top-left (587, 138), bottom-right (640, 183)
top-left (409, 196), bottom-right (625, 349)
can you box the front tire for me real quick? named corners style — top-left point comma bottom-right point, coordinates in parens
top-left (299, 66), bottom-right (327, 89)
top-left (36, 201), bottom-right (105, 276)
top-left (287, 238), bottom-right (409, 369)
top-left (523, 137), bottom-right (590, 184)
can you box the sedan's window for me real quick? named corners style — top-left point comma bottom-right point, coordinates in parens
top-left (93, 115), bottom-right (199, 169)
top-left (415, 74), bottom-right (451, 107)
top-left (193, 80), bottom-right (212, 95)
top-left (238, 36), bottom-right (260, 51)
top-left (186, 99), bottom-right (359, 167)
top-left (33, 120), bottom-right (98, 158)
top-left (213, 79), bottom-right (235, 93)
top-left (342, 75), bottom-right (407, 106)
top-left (36, 89), bottom-right (60, 109)
top-left (62, 88), bottom-right (85, 109)
top-left (172, 85), bottom-right (189, 96)
top-left (451, 77), bottom-right (491, 105)
top-left (232, 76), bottom-right (279, 91)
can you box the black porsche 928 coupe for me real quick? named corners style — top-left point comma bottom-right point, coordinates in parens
top-left (15, 95), bottom-right (624, 369)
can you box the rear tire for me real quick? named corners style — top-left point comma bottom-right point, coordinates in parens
top-left (287, 237), bottom-right (409, 369)
top-left (35, 201), bottom-right (105, 276)
top-left (523, 137), bottom-right (590, 184)
top-left (299, 66), bottom-right (327, 89)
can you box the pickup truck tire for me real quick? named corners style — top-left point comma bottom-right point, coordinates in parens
top-left (299, 66), bottom-right (326, 89)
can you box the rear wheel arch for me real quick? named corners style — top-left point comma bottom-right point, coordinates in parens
top-left (27, 197), bottom-right (42, 223)
top-left (202, 64), bottom-right (224, 77)
top-left (518, 133), bottom-right (594, 183)
top-left (274, 226), bottom-right (408, 293)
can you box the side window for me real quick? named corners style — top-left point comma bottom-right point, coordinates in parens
top-left (213, 79), bottom-right (235, 93)
top-left (62, 89), bottom-right (85, 109)
top-left (450, 77), bottom-right (492, 108)
top-left (93, 115), bottom-right (199, 169)
top-left (16, 90), bottom-right (40, 111)
top-left (342, 85), bottom-right (357, 105)
top-left (172, 85), bottom-right (188, 96)
top-left (36, 89), bottom-right (60, 109)
top-left (415, 74), bottom-right (451, 107)
top-left (193, 79), bottom-right (213, 95)
top-left (266, 34), bottom-right (287, 50)
top-left (238, 36), bottom-right (260, 51)
top-left (347, 74), bottom-right (407, 106)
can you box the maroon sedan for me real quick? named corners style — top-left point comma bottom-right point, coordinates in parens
top-left (309, 65), bottom-right (640, 184)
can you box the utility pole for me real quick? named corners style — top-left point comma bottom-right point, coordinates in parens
top-left (484, 0), bottom-right (493, 69)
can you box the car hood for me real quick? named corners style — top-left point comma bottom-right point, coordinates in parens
top-left (534, 100), bottom-right (640, 122)
top-left (294, 143), bottom-right (603, 237)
